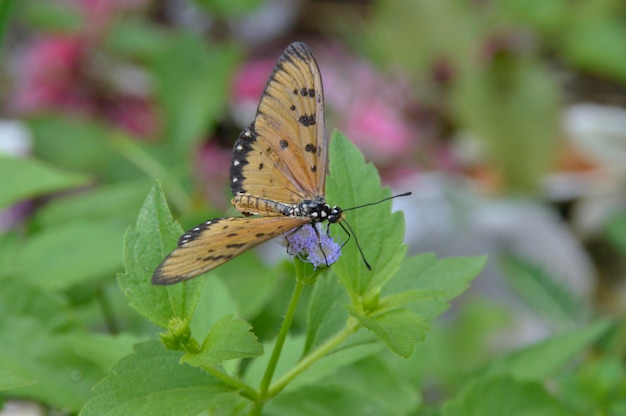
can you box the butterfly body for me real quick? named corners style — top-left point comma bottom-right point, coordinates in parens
top-left (152, 42), bottom-right (338, 285)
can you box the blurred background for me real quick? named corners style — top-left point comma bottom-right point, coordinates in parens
top-left (1, 0), bottom-right (626, 414)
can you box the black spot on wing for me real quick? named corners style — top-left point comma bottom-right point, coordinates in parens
top-left (290, 105), bottom-right (296, 111)
top-left (311, 165), bottom-right (317, 172)
top-left (305, 143), bottom-right (316, 153)
top-left (299, 114), bottom-right (316, 127)
top-left (226, 243), bottom-right (246, 249)
top-left (279, 140), bottom-right (289, 149)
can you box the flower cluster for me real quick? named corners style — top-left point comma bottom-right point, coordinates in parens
top-left (283, 223), bottom-right (341, 269)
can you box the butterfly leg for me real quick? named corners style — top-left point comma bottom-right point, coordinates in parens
top-left (312, 223), bottom-right (330, 266)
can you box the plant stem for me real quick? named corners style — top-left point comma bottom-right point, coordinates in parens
top-left (269, 317), bottom-right (360, 398)
top-left (254, 279), bottom-right (306, 413)
top-left (200, 364), bottom-right (259, 401)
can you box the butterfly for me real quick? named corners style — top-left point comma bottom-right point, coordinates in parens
top-left (153, 42), bottom-right (342, 285)
top-left (152, 42), bottom-right (411, 285)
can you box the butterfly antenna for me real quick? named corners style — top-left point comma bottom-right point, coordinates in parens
top-left (342, 191), bottom-right (412, 212)
top-left (339, 220), bottom-right (371, 271)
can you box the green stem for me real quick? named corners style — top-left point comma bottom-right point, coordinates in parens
top-left (254, 279), bottom-right (306, 413)
top-left (110, 133), bottom-right (192, 213)
top-left (269, 317), bottom-right (361, 398)
top-left (200, 364), bottom-right (259, 402)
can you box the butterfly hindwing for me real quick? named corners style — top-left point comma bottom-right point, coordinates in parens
top-left (230, 42), bottom-right (327, 205)
top-left (152, 216), bottom-right (309, 285)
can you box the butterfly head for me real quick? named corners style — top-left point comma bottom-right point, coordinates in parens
top-left (328, 206), bottom-right (343, 224)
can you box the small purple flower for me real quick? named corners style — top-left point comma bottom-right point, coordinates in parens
top-left (283, 223), bottom-right (341, 268)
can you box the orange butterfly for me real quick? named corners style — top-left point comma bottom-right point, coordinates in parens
top-left (153, 42), bottom-right (342, 285)
top-left (152, 42), bottom-right (410, 285)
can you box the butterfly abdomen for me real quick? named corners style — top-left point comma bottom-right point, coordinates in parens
top-left (232, 194), bottom-right (294, 217)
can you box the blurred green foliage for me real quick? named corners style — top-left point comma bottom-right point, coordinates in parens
top-left (0, 0), bottom-right (624, 415)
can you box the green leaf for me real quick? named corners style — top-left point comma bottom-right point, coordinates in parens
top-left (304, 273), bottom-right (350, 355)
top-left (0, 278), bottom-right (102, 410)
top-left (182, 314), bottom-right (263, 367)
top-left (80, 341), bottom-right (238, 416)
top-left (443, 375), bottom-right (572, 416)
top-left (214, 250), bottom-right (282, 318)
top-left (285, 343), bottom-right (383, 392)
top-left (378, 288), bottom-right (446, 311)
top-left (500, 255), bottom-right (588, 326)
top-left (452, 53), bottom-right (560, 193)
top-left (118, 182), bottom-right (201, 328)
top-left (604, 211), bottom-right (626, 255)
top-left (0, 155), bottom-right (89, 211)
top-left (189, 276), bottom-right (241, 340)
top-left (268, 356), bottom-right (420, 415)
top-left (350, 307), bottom-right (429, 358)
top-left (60, 333), bottom-right (141, 372)
top-left (33, 180), bottom-right (151, 227)
top-left (20, 0), bottom-right (82, 32)
top-left (151, 36), bottom-right (239, 154)
top-left (562, 17), bottom-right (626, 84)
top-left (483, 320), bottom-right (612, 380)
top-left (193, 0), bottom-right (263, 16)
top-left (27, 116), bottom-right (124, 177)
top-left (385, 254), bottom-right (486, 319)
top-left (0, 369), bottom-right (37, 391)
top-left (10, 220), bottom-right (127, 290)
top-left (326, 131), bottom-right (407, 297)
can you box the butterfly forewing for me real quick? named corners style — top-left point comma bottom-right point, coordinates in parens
top-left (152, 216), bottom-right (309, 285)
top-left (230, 42), bottom-right (327, 205)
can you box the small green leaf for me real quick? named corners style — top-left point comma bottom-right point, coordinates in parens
top-left (484, 320), bottom-right (612, 380)
top-left (118, 182), bottom-right (201, 328)
top-left (443, 375), bottom-right (572, 416)
top-left (0, 155), bottom-right (89, 211)
top-left (182, 314), bottom-right (263, 368)
top-left (80, 341), bottom-right (238, 416)
top-left (326, 131), bottom-right (407, 297)
top-left (350, 308), bottom-right (429, 358)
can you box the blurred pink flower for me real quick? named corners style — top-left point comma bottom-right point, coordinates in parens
top-left (11, 36), bottom-right (90, 113)
top-left (317, 45), bottom-right (419, 170)
top-left (232, 57), bottom-right (276, 102)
